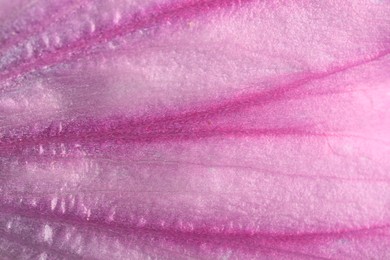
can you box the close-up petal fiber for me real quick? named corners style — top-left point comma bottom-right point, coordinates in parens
top-left (0, 0), bottom-right (389, 259)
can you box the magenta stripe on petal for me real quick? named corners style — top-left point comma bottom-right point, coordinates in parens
top-left (1, 0), bottom-right (390, 259)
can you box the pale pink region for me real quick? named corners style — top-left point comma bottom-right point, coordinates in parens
top-left (0, 0), bottom-right (387, 83)
top-left (0, 0), bottom-right (155, 71)
top-left (0, 0), bottom-right (254, 81)
top-left (258, 227), bottom-right (390, 259)
top-left (0, 0), bottom-right (390, 259)
top-left (0, 0), bottom-right (46, 40)
top-left (3, 130), bottom-right (390, 236)
top-left (0, 83), bottom-right (62, 129)
top-left (0, 0), bottom-right (28, 24)
top-left (1, 44), bottom-right (388, 135)
top-left (1, 55), bottom-right (388, 151)
top-left (0, 54), bottom-right (389, 259)
top-left (15, 0), bottom-right (387, 119)
top-left (0, 0), bottom-right (85, 53)
top-left (1, 200), bottom-right (390, 259)
top-left (0, 210), bottom-right (315, 259)
top-left (2, 0), bottom-right (183, 54)
top-left (0, 0), bottom-right (388, 126)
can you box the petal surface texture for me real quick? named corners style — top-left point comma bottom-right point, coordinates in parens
top-left (1, 0), bottom-right (390, 259)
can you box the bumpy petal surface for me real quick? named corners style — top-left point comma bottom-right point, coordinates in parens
top-left (0, 0), bottom-right (390, 259)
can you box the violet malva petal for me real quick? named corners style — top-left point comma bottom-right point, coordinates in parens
top-left (0, 0), bottom-right (390, 259)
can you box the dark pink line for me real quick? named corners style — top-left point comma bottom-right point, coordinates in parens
top-left (147, 49), bottom-right (389, 126)
top-left (0, 50), bottom-right (388, 152)
top-left (1, 204), bottom-right (389, 245)
top-left (0, 126), bottom-right (316, 156)
top-left (0, 207), bottom-right (327, 259)
top-left (0, 0), bottom-right (253, 82)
